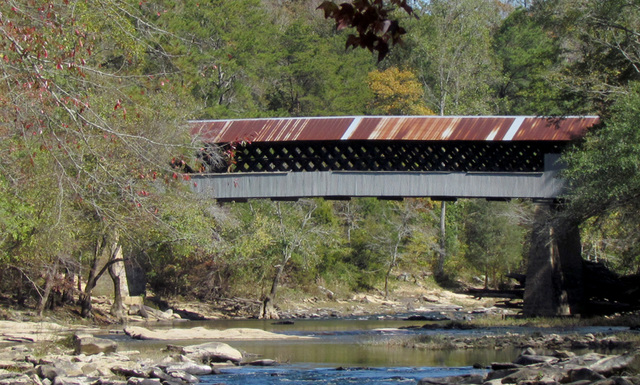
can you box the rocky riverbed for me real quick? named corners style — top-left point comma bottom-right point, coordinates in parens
top-left (0, 329), bottom-right (278, 385)
top-left (0, 321), bottom-right (639, 385)
top-left (420, 348), bottom-right (640, 385)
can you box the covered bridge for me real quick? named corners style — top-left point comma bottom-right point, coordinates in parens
top-left (189, 115), bottom-right (599, 202)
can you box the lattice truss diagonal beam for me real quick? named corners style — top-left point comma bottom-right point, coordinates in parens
top-left (206, 141), bottom-right (563, 173)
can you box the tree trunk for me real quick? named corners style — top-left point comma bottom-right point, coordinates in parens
top-left (384, 238), bottom-right (401, 299)
top-left (260, 253), bottom-right (289, 320)
top-left (79, 234), bottom-right (105, 318)
top-left (484, 262), bottom-right (489, 290)
top-left (108, 239), bottom-right (125, 322)
top-left (435, 201), bottom-right (446, 278)
top-left (37, 258), bottom-right (59, 317)
top-left (80, 228), bottom-right (125, 318)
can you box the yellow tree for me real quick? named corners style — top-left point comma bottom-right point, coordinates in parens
top-left (367, 67), bottom-right (434, 115)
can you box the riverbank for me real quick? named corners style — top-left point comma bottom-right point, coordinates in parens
top-left (144, 283), bottom-right (507, 322)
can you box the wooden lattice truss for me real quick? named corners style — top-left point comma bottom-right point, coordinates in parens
top-left (210, 141), bottom-right (564, 173)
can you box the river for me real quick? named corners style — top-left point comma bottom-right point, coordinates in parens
top-left (113, 316), bottom-right (628, 385)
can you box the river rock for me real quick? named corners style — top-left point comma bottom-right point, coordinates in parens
top-left (0, 362), bottom-right (33, 371)
top-left (553, 350), bottom-right (576, 359)
top-left (52, 376), bottom-right (97, 385)
top-left (145, 368), bottom-right (171, 383)
top-left (92, 380), bottom-right (127, 385)
top-left (589, 350), bottom-right (640, 375)
top-left (563, 352), bottom-right (608, 369)
top-left (418, 374), bottom-right (484, 385)
top-left (73, 334), bottom-right (117, 356)
top-left (167, 342), bottom-right (242, 364)
top-left (565, 367), bottom-right (606, 383)
top-left (589, 377), bottom-right (636, 385)
top-left (110, 366), bottom-right (150, 379)
top-left (36, 365), bottom-right (63, 381)
top-left (52, 362), bottom-right (83, 378)
top-left (124, 326), bottom-right (301, 341)
top-left (125, 379), bottom-right (160, 385)
top-left (484, 368), bottom-right (520, 381)
top-left (164, 363), bottom-right (212, 376)
top-left (489, 363), bottom-right (521, 371)
top-left (513, 354), bottom-right (558, 366)
top-left (500, 363), bottom-right (565, 383)
top-left (0, 373), bottom-right (36, 385)
top-left (168, 370), bottom-right (199, 384)
top-left (244, 359), bottom-right (277, 366)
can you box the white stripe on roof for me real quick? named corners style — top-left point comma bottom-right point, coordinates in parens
top-left (503, 116), bottom-right (525, 141)
top-left (341, 116), bottom-right (362, 140)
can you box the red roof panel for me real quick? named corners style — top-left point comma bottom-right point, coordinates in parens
top-left (190, 116), bottom-right (599, 143)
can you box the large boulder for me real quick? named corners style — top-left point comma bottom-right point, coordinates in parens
top-left (589, 350), bottom-right (640, 375)
top-left (36, 365), bottom-right (64, 381)
top-left (73, 334), bottom-right (117, 356)
top-left (565, 367), bottom-right (606, 383)
top-left (167, 342), bottom-right (242, 364)
top-left (497, 364), bottom-right (565, 384)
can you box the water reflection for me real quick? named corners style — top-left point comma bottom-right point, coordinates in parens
top-left (206, 365), bottom-right (486, 385)
top-left (111, 318), bottom-right (628, 368)
top-left (229, 339), bottom-right (518, 368)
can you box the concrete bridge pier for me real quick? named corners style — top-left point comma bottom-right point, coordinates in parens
top-left (523, 205), bottom-right (584, 316)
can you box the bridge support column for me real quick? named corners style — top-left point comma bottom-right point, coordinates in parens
top-left (523, 205), bottom-right (583, 317)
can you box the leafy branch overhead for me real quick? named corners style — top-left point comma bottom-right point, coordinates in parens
top-left (317, 0), bottom-right (414, 61)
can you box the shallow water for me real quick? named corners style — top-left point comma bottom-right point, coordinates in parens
top-left (111, 317), bottom-right (630, 385)
top-left (205, 365), bottom-right (486, 385)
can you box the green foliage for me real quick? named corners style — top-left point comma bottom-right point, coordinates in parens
top-left (0, 175), bottom-right (35, 261)
top-left (4, 0), bottom-right (636, 308)
top-left (406, 0), bottom-right (502, 115)
top-left (564, 84), bottom-right (640, 219)
top-left (462, 201), bottom-right (529, 288)
top-left (563, 83), bottom-right (640, 273)
top-left (531, 0), bottom-right (640, 112)
top-left (493, 9), bottom-right (564, 115)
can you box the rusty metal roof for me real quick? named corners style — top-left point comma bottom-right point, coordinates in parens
top-left (190, 116), bottom-right (599, 143)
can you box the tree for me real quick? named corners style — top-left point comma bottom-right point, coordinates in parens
top-left (217, 199), bottom-right (338, 318)
top-left (259, 201), bottom-right (317, 318)
top-left (462, 200), bottom-right (529, 289)
top-left (492, 8), bottom-right (564, 115)
top-left (0, 0), bottom-right (213, 316)
top-left (531, 0), bottom-right (640, 113)
top-left (562, 83), bottom-right (640, 274)
top-left (367, 67), bottom-right (434, 115)
top-left (265, 19), bottom-right (375, 116)
top-left (407, 0), bottom-right (502, 115)
top-left (152, 0), bottom-right (283, 118)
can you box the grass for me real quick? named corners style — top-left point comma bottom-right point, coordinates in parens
top-left (31, 333), bottom-right (75, 357)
